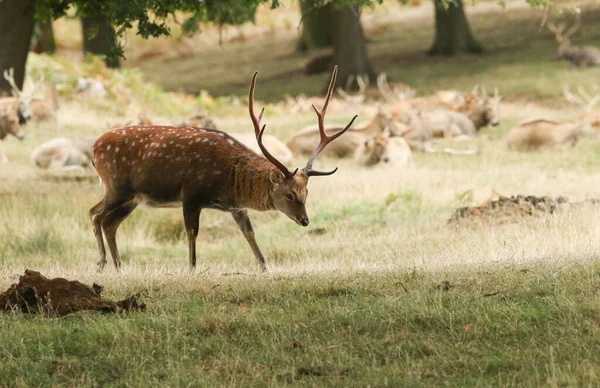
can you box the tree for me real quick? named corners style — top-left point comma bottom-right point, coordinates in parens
top-left (81, 17), bottom-right (120, 68)
top-left (429, 0), bottom-right (484, 55)
top-left (300, 2), bottom-right (376, 89)
top-left (0, 0), bottom-right (269, 94)
top-left (330, 6), bottom-right (376, 87)
top-left (297, 0), bottom-right (333, 52)
top-left (0, 0), bottom-right (36, 93)
top-left (31, 16), bottom-right (56, 55)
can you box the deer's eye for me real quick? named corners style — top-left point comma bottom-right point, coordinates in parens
top-left (286, 193), bottom-right (294, 201)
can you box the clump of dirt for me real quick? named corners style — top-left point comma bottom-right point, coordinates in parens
top-left (448, 194), bottom-right (598, 224)
top-left (0, 270), bottom-right (145, 316)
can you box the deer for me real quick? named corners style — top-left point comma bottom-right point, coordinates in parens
top-left (32, 137), bottom-right (96, 171)
top-left (563, 84), bottom-right (600, 136)
top-left (506, 119), bottom-right (580, 151)
top-left (387, 85), bottom-right (486, 117)
top-left (286, 108), bottom-right (403, 158)
top-left (0, 69), bottom-right (36, 162)
top-left (548, 19), bottom-right (600, 67)
top-left (89, 66), bottom-right (356, 272)
top-left (353, 128), bottom-right (413, 168)
top-left (30, 83), bottom-right (59, 122)
top-left (376, 73), bottom-right (417, 103)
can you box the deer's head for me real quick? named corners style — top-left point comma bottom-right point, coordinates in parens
top-left (355, 129), bottom-right (390, 167)
top-left (3, 68), bottom-right (39, 124)
top-left (249, 66), bottom-right (357, 227)
top-left (469, 86), bottom-right (501, 129)
top-left (548, 20), bottom-right (580, 59)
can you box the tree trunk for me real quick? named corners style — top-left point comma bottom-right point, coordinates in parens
top-left (32, 15), bottom-right (56, 54)
top-left (330, 6), bottom-right (376, 89)
top-left (297, 1), bottom-right (333, 52)
top-left (81, 17), bottom-right (120, 68)
top-left (429, 0), bottom-right (483, 56)
top-left (0, 0), bottom-right (36, 94)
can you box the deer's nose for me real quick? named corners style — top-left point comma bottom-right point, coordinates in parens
top-left (301, 218), bottom-right (309, 227)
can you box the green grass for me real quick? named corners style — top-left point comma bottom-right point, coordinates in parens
top-left (125, 2), bottom-right (600, 105)
top-left (1, 265), bottom-right (599, 386)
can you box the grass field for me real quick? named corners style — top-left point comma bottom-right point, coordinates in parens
top-left (2, 2), bottom-right (600, 386)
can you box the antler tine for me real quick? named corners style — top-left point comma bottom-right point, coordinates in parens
top-left (336, 86), bottom-right (353, 100)
top-left (575, 85), bottom-right (600, 111)
top-left (30, 72), bottom-right (44, 98)
top-left (248, 71), bottom-right (295, 179)
top-left (564, 19), bottom-right (581, 40)
top-left (257, 124), bottom-right (298, 178)
top-left (3, 68), bottom-right (21, 97)
top-left (303, 65), bottom-right (358, 177)
top-left (356, 74), bottom-right (369, 94)
top-left (563, 85), bottom-right (586, 106)
top-left (493, 87), bottom-right (502, 101)
top-left (377, 73), bottom-right (398, 103)
top-left (481, 86), bottom-right (489, 102)
top-left (248, 71), bottom-right (265, 137)
top-left (577, 86), bottom-right (593, 102)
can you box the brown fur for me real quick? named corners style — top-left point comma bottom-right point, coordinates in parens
top-left (286, 110), bottom-right (402, 158)
top-left (0, 99), bottom-right (26, 163)
top-left (228, 132), bottom-right (293, 166)
top-left (89, 67), bottom-right (354, 273)
top-left (353, 131), bottom-right (412, 167)
top-left (507, 119), bottom-right (580, 151)
top-left (90, 126), bottom-right (312, 272)
top-left (32, 137), bottom-right (96, 170)
top-left (30, 85), bottom-right (59, 122)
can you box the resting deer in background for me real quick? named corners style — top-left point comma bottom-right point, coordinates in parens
top-left (286, 107), bottom-right (402, 158)
top-left (0, 69), bottom-right (36, 162)
top-left (563, 84), bottom-right (600, 136)
top-left (548, 19), bottom-right (600, 67)
top-left (90, 66), bottom-right (356, 272)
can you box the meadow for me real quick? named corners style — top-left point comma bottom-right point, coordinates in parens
top-left (1, 1), bottom-right (600, 386)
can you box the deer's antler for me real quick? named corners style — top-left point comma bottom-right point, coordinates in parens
top-left (249, 71), bottom-right (297, 179)
top-left (302, 65), bottom-right (357, 177)
top-left (3, 68), bottom-right (22, 97)
top-left (563, 84), bottom-right (600, 112)
top-left (336, 74), bottom-right (368, 104)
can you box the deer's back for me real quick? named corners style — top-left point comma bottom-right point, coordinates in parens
top-left (93, 126), bottom-right (263, 206)
top-left (507, 120), bottom-right (579, 151)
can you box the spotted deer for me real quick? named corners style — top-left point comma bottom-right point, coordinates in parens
top-left (90, 66), bottom-right (356, 272)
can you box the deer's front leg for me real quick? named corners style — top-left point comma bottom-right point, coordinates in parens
top-left (183, 203), bottom-right (202, 270)
top-left (231, 210), bottom-right (267, 272)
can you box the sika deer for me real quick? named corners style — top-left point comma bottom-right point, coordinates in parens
top-left (548, 19), bottom-right (600, 67)
top-left (90, 66), bottom-right (356, 272)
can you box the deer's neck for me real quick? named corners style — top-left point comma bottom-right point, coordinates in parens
top-left (467, 108), bottom-right (485, 129)
top-left (231, 157), bottom-right (275, 211)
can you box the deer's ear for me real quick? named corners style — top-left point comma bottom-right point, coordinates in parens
top-left (269, 169), bottom-right (285, 184)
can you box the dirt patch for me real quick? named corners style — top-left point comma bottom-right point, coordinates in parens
top-left (0, 270), bottom-right (145, 316)
top-left (448, 194), bottom-right (598, 224)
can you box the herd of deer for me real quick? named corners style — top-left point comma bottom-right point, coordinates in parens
top-left (2, 52), bottom-right (600, 271)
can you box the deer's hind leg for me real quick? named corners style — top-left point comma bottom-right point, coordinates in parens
top-left (90, 199), bottom-right (108, 271)
top-left (231, 210), bottom-right (267, 272)
top-left (101, 201), bottom-right (138, 270)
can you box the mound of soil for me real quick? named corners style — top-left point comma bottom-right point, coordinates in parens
top-left (0, 270), bottom-right (145, 316)
top-left (448, 194), bottom-right (596, 224)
